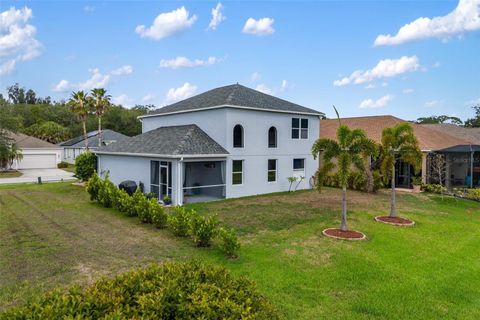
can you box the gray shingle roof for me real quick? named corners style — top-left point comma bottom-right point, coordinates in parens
top-left (96, 125), bottom-right (228, 156)
top-left (145, 84), bottom-right (323, 117)
top-left (59, 130), bottom-right (128, 148)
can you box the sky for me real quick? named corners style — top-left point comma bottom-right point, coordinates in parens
top-left (1, 0), bottom-right (479, 121)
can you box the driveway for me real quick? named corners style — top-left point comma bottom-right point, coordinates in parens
top-left (0, 168), bottom-right (76, 185)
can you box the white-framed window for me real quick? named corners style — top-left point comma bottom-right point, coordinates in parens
top-left (232, 160), bottom-right (243, 185)
top-left (268, 126), bottom-right (277, 148)
top-left (268, 159), bottom-right (277, 182)
top-left (292, 118), bottom-right (308, 139)
top-left (233, 124), bottom-right (244, 148)
top-left (293, 158), bottom-right (305, 172)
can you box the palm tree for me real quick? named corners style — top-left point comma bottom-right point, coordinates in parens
top-left (68, 91), bottom-right (90, 149)
top-left (380, 123), bottom-right (422, 218)
top-left (91, 88), bottom-right (111, 147)
top-left (8, 143), bottom-right (23, 169)
top-left (312, 108), bottom-right (378, 231)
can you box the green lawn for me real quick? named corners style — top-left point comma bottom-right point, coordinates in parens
top-left (0, 171), bottom-right (22, 178)
top-left (60, 164), bottom-right (75, 173)
top-left (1, 183), bottom-right (479, 319)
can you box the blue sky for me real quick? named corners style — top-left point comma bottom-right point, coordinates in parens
top-left (1, 0), bottom-right (479, 121)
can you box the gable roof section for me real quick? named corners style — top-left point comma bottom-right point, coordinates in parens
top-left (59, 130), bottom-right (128, 148)
top-left (96, 124), bottom-right (228, 157)
top-left (9, 132), bottom-right (60, 149)
top-left (320, 115), bottom-right (473, 151)
top-left (142, 84), bottom-right (323, 117)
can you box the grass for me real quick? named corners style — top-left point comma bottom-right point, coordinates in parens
top-left (59, 163), bottom-right (75, 173)
top-left (0, 171), bottom-right (22, 178)
top-left (1, 183), bottom-right (479, 319)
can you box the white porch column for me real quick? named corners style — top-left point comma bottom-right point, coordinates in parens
top-left (421, 153), bottom-right (427, 184)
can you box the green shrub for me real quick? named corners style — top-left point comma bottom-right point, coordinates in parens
top-left (97, 175), bottom-right (117, 208)
top-left (467, 188), bottom-right (480, 201)
top-left (189, 211), bottom-right (219, 247)
top-left (167, 207), bottom-right (192, 237)
top-left (150, 199), bottom-right (167, 228)
top-left (422, 183), bottom-right (447, 194)
top-left (136, 193), bottom-right (152, 224)
top-left (319, 169), bottom-right (383, 192)
top-left (219, 227), bottom-right (241, 258)
top-left (57, 161), bottom-right (69, 169)
top-left (1, 261), bottom-right (281, 319)
top-left (74, 151), bottom-right (97, 181)
top-left (118, 190), bottom-right (136, 216)
top-left (86, 172), bottom-right (101, 201)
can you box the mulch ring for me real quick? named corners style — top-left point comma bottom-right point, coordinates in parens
top-left (322, 228), bottom-right (367, 241)
top-left (375, 215), bottom-right (415, 227)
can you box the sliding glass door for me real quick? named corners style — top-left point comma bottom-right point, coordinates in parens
top-left (150, 161), bottom-right (172, 200)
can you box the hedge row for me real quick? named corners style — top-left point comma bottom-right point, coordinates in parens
top-left (1, 261), bottom-right (282, 319)
top-left (423, 183), bottom-right (480, 201)
top-left (87, 173), bottom-right (240, 258)
top-left (319, 170), bottom-right (383, 193)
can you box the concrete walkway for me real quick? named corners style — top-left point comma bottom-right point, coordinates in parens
top-left (0, 168), bottom-right (76, 185)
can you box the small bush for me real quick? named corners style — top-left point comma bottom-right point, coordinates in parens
top-left (57, 161), bottom-right (69, 169)
top-left (97, 175), bottom-right (117, 208)
top-left (1, 261), bottom-right (281, 319)
top-left (189, 212), bottom-right (219, 247)
top-left (422, 183), bottom-right (447, 194)
top-left (118, 189), bottom-right (136, 216)
top-left (319, 169), bottom-right (382, 192)
top-left (150, 199), bottom-right (167, 228)
top-left (219, 227), bottom-right (241, 258)
top-left (74, 151), bottom-right (97, 181)
top-left (86, 172), bottom-right (101, 201)
top-left (136, 193), bottom-right (152, 224)
top-left (167, 207), bottom-right (192, 237)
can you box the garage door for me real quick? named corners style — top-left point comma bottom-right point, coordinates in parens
top-left (18, 154), bottom-right (57, 169)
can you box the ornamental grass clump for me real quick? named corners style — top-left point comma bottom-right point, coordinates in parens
top-left (189, 211), bottom-right (219, 247)
top-left (1, 261), bottom-right (281, 319)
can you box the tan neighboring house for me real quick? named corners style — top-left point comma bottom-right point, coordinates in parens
top-left (320, 116), bottom-right (480, 188)
top-left (9, 132), bottom-right (62, 169)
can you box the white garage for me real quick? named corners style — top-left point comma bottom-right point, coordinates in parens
top-left (17, 153), bottom-right (58, 169)
top-left (9, 133), bottom-right (62, 170)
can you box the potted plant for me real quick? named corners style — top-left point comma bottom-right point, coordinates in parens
top-left (162, 195), bottom-right (172, 205)
top-left (411, 176), bottom-right (422, 193)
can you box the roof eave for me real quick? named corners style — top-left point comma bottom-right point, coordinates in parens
top-left (138, 104), bottom-right (324, 119)
top-left (94, 150), bottom-right (229, 158)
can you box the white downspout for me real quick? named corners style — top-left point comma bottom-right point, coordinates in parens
top-left (178, 157), bottom-right (184, 205)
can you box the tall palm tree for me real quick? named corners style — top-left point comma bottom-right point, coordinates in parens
top-left (312, 108), bottom-right (378, 231)
top-left (90, 88), bottom-right (111, 147)
top-left (380, 123), bottom-right (422, 218)
top-left (68, 91), bottom-right (90, 149)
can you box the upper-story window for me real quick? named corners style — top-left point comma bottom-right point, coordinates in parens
top-left (233, 124), bottom-right (244, 148)
top-left (268, 127), bottom-right (277, 148)
top-left (292, 118), bottom-right (308, 139)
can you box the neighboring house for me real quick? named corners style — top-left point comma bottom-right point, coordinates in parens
top-left (8, 132), bottom-right (62, 169)
top-left (96, 84), bottom-right (324, 205)
top-left (59, 130), bottom-right (127, 164)
top-left (320, 116), bottom-right (480, 188)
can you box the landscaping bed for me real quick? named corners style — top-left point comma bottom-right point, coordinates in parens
top-left (0, 170), bottom-right (22, 178)
top-left (322, 228), bottom-right (367, 240)
top-left (375, 215), bottom-right (415, 226)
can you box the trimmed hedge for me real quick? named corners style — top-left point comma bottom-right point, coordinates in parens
top-left (74, 151), bottom-right (97, 181)
top-left (1, 261), bottom-right (282, 319)
top-left (320, 170), bottom-right (383, 193)
top-left (86, 173), bottom-right (240, 258)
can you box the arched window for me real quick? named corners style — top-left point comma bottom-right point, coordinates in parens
top-left (233, 125), bottom-right (244, 148)
top-left (268, 127), bottom-right (277, 148)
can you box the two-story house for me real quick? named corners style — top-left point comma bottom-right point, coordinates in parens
top-left (95, 84), bottom-right (324, 205)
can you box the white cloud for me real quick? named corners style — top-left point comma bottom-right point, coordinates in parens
top-left (0, 6), bottom-right (41, 75)
top-left (111, 65), bottom-right (133, 75)
top-left (433, 61), bottom-right (441, 68)
top-left (251, 72), bottom-right (261, 82)
top-left (113, 94), bottom-right (133, 107)
top-left (208, 2), bottom-right (225, 30)
top-left (365, 84), bottom-right (376, 89)
top-left (165, 82), bottom-right (197, 104)
top-left (242, 17), bottom-right (275, 36)
top-left (374, 0), bottom-right (480, 46)
top-left (142, 94), bottom-right (155, 103)
top-left (334, 56), bottom-right (420, 86)
top-left (465, 97), bottom-right (480, 106)
top-left (255, 83), bottom-right (272, 94)
top-left (84, 5), bottom-right (95, 13)
top-left (359, 95), bottom-right (393, 109)
top-left (425, 100), bottom-right (440, 107)
top-left (135, 6), bottom-right (197, 40)
top-left (52, 79), bottom-right (71, 92)
top-left (402, 88), bottom-right (414, 94)
top-left (160, 56), bottom-right (217, 69)
top-left (78, 68), bottom-right (111, 90)
top-left (280, 80), bottom-right (289, 92)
